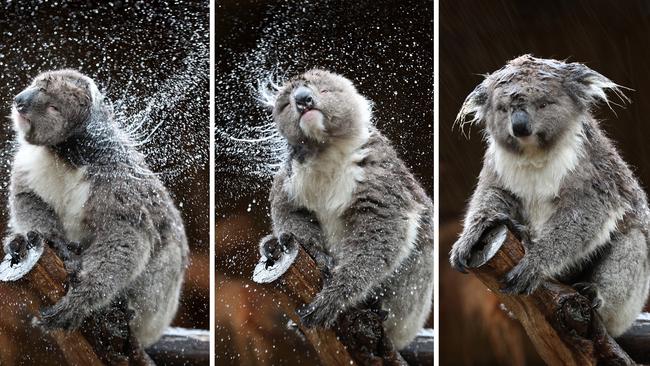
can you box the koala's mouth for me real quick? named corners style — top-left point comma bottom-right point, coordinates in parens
top-left (300, 107), bottom-right (320, 117)
top-left (11, 109), bottom-right (31, 132)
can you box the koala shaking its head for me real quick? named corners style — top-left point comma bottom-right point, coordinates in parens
top-left (259, 69), bottom-right (433, 349)
top-left (450, 55), bottom-right (650, 337)
top-left (7, 69), bottom-right (189, 347)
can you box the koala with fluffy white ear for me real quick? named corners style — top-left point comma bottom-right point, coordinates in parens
top-left (258, 69), bottom-right (433, 349)
top-left (6, 69), bottom-right (189, 347)
top-left (450, 55), bottom-right (650, 337)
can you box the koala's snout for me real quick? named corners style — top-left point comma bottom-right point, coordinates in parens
top-left (511, 110), bottom-right (532, 137)
top-left (293, 86), bottom-right (314, 113)
top-left (14, 88), bottom-right (38, 114)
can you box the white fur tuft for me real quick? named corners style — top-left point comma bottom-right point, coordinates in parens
top-left (581, 74), bottom-right (630, 112)
top-left (454, 82), bottom-right (488, 136)
top-left (256, 74), bottom-right (284, 109)
top-left (12, 144), bottom-right (90, 242)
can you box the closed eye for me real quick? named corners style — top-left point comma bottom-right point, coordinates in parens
top-left (538, 100), bottom-right (555, 109)
top-left (47, 105), bottom-right (59, 112)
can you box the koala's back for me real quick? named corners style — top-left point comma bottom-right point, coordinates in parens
top-left (85, 161), bottom-right (189, 346)
top-left (352, 131), bottom-right (434, 348)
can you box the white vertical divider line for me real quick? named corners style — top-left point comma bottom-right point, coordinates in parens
top-left (433, 0), bottom-right (440, 364)
top-left (209, 0), bottom-right (216, 365)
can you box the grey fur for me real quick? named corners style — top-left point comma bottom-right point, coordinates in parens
top-left (259, 69), bottom-right (433, 349)
top-left (450, 55), bottom-right (650, 337)
top-left (6, 69), bottom-right (188, 346)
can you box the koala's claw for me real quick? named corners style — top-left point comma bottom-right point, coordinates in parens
top-left (278, 232), bottom-right (295, 249)
top-left (38, 301), bottom-right (85, 331)
top-left (500, 258), bottom-right (542, 295)
top-left (296, 296), bottom-right (340, 329)
top-left (573, 282), bottom-right (603, 310)
top-left (492, 213), bottom-right (530, 244)
top-left (7, 231), bottom-right (44, 266)
top-left (450, 249), bottom-right (469, 274)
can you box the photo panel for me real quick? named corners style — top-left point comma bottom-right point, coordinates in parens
top-left (215, 0), bottom-right (434, 364)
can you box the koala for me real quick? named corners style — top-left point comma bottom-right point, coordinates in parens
top-left (450, 55), bottom-right (650, 337)
top-left (258, 69), bottom-right (433, 349)
top-left (6, 69), bottom-right (189, 347)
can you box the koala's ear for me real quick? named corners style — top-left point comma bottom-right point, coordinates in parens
top-left (563, 62), bottom-right (629, 109)
top-left (455, 81), bottom-right (489, 131)
top-left (256, 77), bottom-right (282, 112)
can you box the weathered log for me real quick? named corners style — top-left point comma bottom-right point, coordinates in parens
top-left (253, 242), bottom-right (410, 366)
top-left (0, 241), bottom-right (150, 365)
top-left (467, 225), bottom-right (634, 365)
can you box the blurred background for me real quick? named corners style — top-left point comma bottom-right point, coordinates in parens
top-left (0, 1), bottom-right (209, 364)
top-left (440, 0), bottom-right (650, 365)
top-left (215, 0), bottom-right (433, 364)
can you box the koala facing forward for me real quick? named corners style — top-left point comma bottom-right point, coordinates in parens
top-left (7, 69), bottom-right (188, 346)
top-left (450, 55), bottom-right (650, 337)
top-left (259, 69), bottom-right (433, 349)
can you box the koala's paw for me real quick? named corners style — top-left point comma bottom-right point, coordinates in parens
top-left (5, 231), bottom-right (44, 266)
top-left (38, 298), bottom-right (86, 331)
top-left (573, 282), bottom-right (603, 310)
top-left (47, 235), bottom-right (82, 262)
top-left (296, 293), bottom-right (342, 329)
top-left (260, 232), bottom-right (295, 268)
top-left (451, 214), bottom-right (529, 273)
top-left (500, 256), bottom-right (543, 295)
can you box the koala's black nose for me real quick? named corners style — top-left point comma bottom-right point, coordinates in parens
top-left (511, 110), bottom-right (532, 137)
top-left (293, 86), bottom-right (314, 112)
top-left (14, 88), bottom-right (38, 114)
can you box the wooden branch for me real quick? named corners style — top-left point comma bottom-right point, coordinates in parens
top-left (254, 243), bottom-right (409, 366)
top-left (467, 225), bottom-right (634, 366)
top-left (0, 242), bottom-right (151, 365)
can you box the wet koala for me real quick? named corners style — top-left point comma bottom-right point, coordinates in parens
top-left (450, 55), bottom-right (650, 336)
top-left (6, 69), bottom-right (189, 346)
top-left (258, 69), bottom-right (433, 349)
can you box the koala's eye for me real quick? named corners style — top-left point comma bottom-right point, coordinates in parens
top-left (47, 105), bottom-right (59, 113)
top-left (538, 101), bottom-right (554, 110)
top-left (320, 90), bottom-right (330, 94)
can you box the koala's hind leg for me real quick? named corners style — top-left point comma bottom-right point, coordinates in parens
top-left (586, 228), bottom-right (650, 337)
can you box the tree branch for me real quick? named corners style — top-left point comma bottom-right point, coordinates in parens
top-left (254, 242), bottom-right (411, 366)
top-left (0, 242), bottom-right (152, 365)
top-left (467, 225), bottom-right (634, 365)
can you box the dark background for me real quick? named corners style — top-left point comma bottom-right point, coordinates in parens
top-left (441, 0), bottom-right (650, 365)
top-left (215, 0), bottom-right (433, 364)
top-left (0, 2), bottom-right (209, 365)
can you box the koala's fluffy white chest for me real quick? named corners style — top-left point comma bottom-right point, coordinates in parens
top-left (13, 143), bottom-right (90, 242)
top-left (285, 146), bottom-right (368, 248)
top-left (490, 135), bottom-right (583, 236)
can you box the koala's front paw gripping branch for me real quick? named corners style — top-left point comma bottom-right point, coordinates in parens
top-left (467, 225), bottom-right (640, 365)
top-left (253, 241), bottom-right (409, 366)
